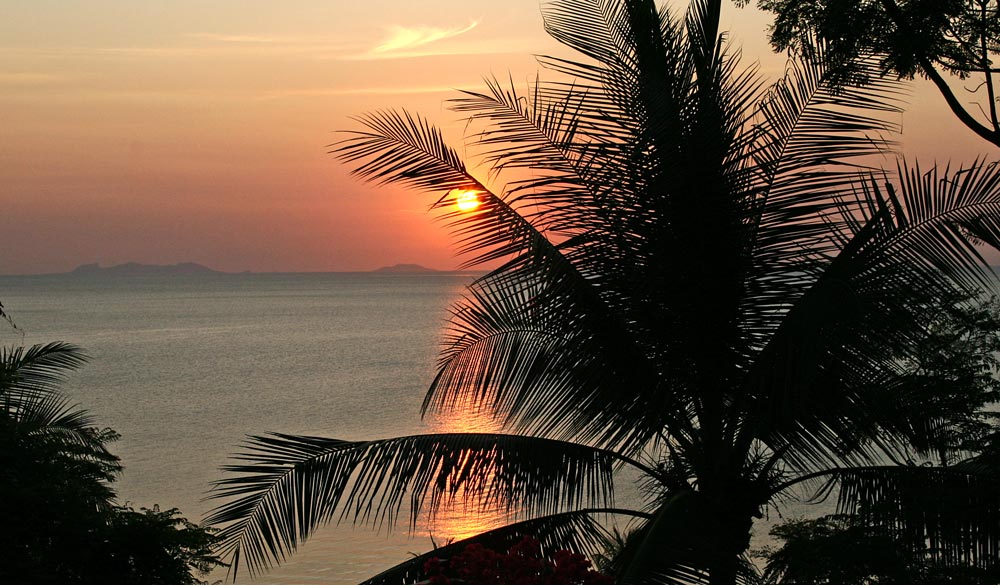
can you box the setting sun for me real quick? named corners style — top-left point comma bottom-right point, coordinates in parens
top-left (452, 189), bottom-right (482, 212)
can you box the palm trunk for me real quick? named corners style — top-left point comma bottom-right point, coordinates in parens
top-left (704, 517), bottom-right (749, 585)
top-left (702, 483), bottom-right (755, 585)
top-left (708, 555), bottom-right (739, 585)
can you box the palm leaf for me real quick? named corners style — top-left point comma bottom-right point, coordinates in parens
top-left (617, 490), bottom-right (710, 585)
top-left (335, 110), bottom-right (470, 192)
top-left (0, 343), bottom-right (106, 453)
top-left (744, 48), bottom-right (905, 343)
top-left (427, 0), bottom-right (746, 452)
top-left (0, 300), bottom-right (15, 330)
top-left (885, 160), bottom-right (1000, 292)
top-left (834, 465), bottom-right (1000, 569)
top-left (428, 263), bottom-right (698, 450)
top-left (0, 342), bottom-right (89, 397)
top-left (359, 508), bottom-right (633, 585)
top-left (334, 101), bottom-right (689, 452)
top-left (449, 76), bottom-right (613, 238)
top-left (1, 342), bottom-right (120, 509)
top-left (745, 157), bottom-right (1000, 472)
top-left (206, 432), bottom-right (617, 578)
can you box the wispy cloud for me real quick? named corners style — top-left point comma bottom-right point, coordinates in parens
top-left (0, 83), bottom-right (481, 103)
top-left (0, 20), bottom-right (532, 64)
top-left (0, 72), bottom-right (69, 86)
top-left (0, 87), bottom-right (249, 103)
top-left (189, 33), bottom-right (292, 44)
top-left (333, 19), bottom-right (541, 61)
top-left (0, 41), bottom-right (350, 60)
top-left (258, 83), bottom-right (483, 99)
top-left (373, 20), bottom-right (479, 54)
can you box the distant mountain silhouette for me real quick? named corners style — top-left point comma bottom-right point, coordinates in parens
top-left (69, 262), bottom-right (222, 276)
top-left (372, 263), bottom-right (438, 273)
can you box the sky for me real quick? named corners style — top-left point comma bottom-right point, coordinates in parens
top-left (1, 0), bottom-right (994, 274)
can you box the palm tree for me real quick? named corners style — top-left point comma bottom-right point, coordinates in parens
top-left (0, 341), bottom-right (118, 505)
top-left (2, 342), bottom-right (226, 584)
top-left (207, 0), bottom-right (1000, 583)
top-left (0, 342), bottom-right (123, 580)
top-left (759, 300), bottom-right (1000, 583)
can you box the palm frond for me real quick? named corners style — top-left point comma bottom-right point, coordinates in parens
top-left (884, 160), bottom-right (1000, 292)
top-left (206, 432), bottom-right (616, 578)
top-left (541, 0), bottom-right (632, 67)
top-left (334, 99), bottom-right (693, 452)
top-left (835, 465), bottom-right (1000, 569)
top-left (742, 203), bottom-right (901, 470)
top-left (334, 107), bottom-right (590, 271)
top-left (741, 49), bottom-right (905, 349)
top-left (538, 0), bottom-right (694, 176)
top-left (745, 155), bottom-right (1000, 471)
top-left (1, 342), bottom-right (120, 509)
top-left (617, 490), bottom-right (709, 585)
top-left (0, 343), bottom-right (105, 453)
top-left (0, 342), bottom-right (89, 397)
top-left (427, 265), bottom-right (696, 450)
top-left (0, 300), bottom-right (15, 330)
top-left (8, 387), bottom-right (97, 438)
top-left (449, 76), bottom-right (614, 238)
top-left (429, 0), bottom-right (762, 453)
top-left (359, 509), bottom-right (627, 585)
top-left (334, 110), bottom-right (470, 192)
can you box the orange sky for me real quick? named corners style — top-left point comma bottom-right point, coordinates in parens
top-left (1, 0), bottom-right (993, 274)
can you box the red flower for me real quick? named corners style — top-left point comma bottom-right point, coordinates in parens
top-left (420, 536), bottom-right (614, 585)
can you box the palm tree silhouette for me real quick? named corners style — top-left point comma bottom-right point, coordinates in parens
top-left (208, 0), bottom-right (1000, 582)
top-left (1, 342), bottom-right (123, 579)
top-left (0, 342), bottom-right (117, 505)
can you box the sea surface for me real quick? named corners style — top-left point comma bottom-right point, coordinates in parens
top-left (1, 272), bottom-right (515, 583)
top-left (0, 272), bottom-right (814, 583)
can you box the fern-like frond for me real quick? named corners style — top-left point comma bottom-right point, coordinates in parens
top-left (0, 343), bottom-right (106, 453)
top-left (835, 465), bottom-right (1000, 569)
top-left (335, 109), bottom-right (470, 192)
top-left (745, 158), bottom-right (1000, 472)
top-left (206, 432), bottom-right (617, 578)
top-left (428, 264), bottom-right (697, 452)
top-left (0, 342), bottom-right (89, 397)
top-left (359, 509), bottom-right (633, 585)
top-left (742, 49), bottom-right (906, 350)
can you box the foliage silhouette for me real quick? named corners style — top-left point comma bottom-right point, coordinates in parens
top-left (752, 0), bottom-right (1000, 148)
top-left (1, 342), bottom-right (224, 584)
top-left (758, 301), bottom-right (1000, 583)
top-left (760, 509), bottom-right (1000, 585)
top-left (758, 514), bottom-right (1000, 584)
top-left (208, 0), bottom-right (1000, 583)
top-left (420, 536), bottom-right (614, 585)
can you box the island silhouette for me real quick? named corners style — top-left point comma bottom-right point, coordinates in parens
top-left (371, 263), bottom-right (438, 273)
top-left (69, 262), bottom-right (221, 276)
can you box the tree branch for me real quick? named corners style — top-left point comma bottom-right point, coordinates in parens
top-left (978, 0), bottom-right (999, 132)
top-left (877, 0), bottom-right (1000, 147)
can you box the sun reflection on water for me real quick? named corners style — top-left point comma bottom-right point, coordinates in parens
top-left (421, 398), bottom-right (513, 542)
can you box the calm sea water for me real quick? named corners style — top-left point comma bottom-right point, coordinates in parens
top-left (0, 272), bottom-right (524, 584)
top-left (0, 272), bottom-right (813, 583)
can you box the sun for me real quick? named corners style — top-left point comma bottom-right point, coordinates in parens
top-left (451, 189), bottom-right (482, 212)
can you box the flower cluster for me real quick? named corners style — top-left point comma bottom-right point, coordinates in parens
top-left (421, 537), bottom-right (614, 585)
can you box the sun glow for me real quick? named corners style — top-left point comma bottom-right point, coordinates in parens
top-left (452, 189), bottom-right (482, 212)
top-left (424, 398), bottom-right (509, 541)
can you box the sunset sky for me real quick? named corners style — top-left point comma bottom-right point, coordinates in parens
top-left (1, 0), bottom-right (993, 274)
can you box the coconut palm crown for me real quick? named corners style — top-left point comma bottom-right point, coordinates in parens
top-left (208, 0), bottom-right (1000, 583)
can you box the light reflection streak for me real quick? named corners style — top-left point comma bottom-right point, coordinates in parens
top-left (421, 398), bottom-right (513, 542)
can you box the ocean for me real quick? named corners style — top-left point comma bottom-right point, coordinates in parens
top-left (0, 272), bottom-right (519, 584)
top-left (0, 271), bottom-right (810, 584)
